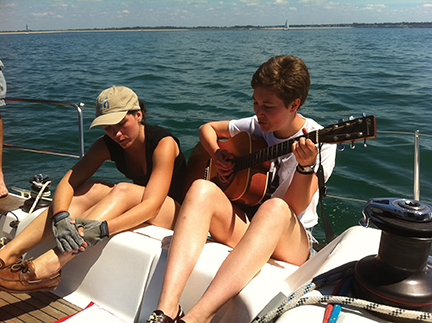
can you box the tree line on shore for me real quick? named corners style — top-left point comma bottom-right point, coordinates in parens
top-left (4, 21), bottom-right (431, 33)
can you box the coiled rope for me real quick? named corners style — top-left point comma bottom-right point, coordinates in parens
top-left (28, 174), bottom-right (52, 215)
top-left (252, 261), bottom-right (432, 323)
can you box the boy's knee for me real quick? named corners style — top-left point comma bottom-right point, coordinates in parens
top-left (187, 179), bottom-right (219, 198)
top-left (262, 198), bottom-right (290, 215)
top-left (254, 198), bottom-right (293, 226)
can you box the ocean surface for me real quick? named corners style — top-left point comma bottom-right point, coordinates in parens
top-left (0, 28), bottom-right (431, 242)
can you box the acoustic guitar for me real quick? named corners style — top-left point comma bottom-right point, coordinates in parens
top-left (185, 115), bottom-right (377, 206)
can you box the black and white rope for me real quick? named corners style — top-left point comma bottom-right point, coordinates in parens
top-left (269, 295), bottom-right (432, 322)
top-left (252, 261), bottom-right (432, 322)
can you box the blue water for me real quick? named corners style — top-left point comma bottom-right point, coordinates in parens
top-left (1, 28), bottom-right (431, 242)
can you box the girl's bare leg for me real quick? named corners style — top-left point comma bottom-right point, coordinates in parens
top-left (155, 179), bottom-right (250, 320)
top-left (183, 198), bottom-right (310, 323)
top-left (0, 182), bottom-right (112, 277)
top-left (0, 181), bottom-right (115, 265)
top-left (0, 207), bottom-right (55, 267)
top-left (32, 181), bottom-right (180, 278)
top-left (0, 181), bottom-right (134, 278)
top-left (71, 182), bottom-right (178, 230)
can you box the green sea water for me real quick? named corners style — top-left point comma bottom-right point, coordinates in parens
top-left (1, 28), bottom-right (431, 242)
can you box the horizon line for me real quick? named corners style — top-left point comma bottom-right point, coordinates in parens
top-left (1, 21), bottom-right (432, 33)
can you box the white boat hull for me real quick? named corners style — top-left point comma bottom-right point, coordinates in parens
top-left (2, 193), bottom-right (424, 322)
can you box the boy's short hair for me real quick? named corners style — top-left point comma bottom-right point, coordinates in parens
top-left (251, 55), bottom-right (310, 109)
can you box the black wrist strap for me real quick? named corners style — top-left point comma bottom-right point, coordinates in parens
top-left (100, 221), bottom-right (109, 238)
top-left (296, 165), bottom-right (314, 175)
top-left (52, 210), bottom-right (70, 224)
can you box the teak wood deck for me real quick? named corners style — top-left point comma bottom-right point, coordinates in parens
top-left (0, 291), bottom-right (81, 322)
top-left (0, 195), bottom-right (81, 322)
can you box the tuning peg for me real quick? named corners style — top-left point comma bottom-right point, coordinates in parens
top-left (337, 118), bottom-right (345, 151)
top-left (359, 114), bottom-right (368, 147)
top-left (348, 118), bottom-right (356, 149)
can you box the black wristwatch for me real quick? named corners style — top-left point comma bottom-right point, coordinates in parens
top-left (296, 163), bottom-right (316, 175)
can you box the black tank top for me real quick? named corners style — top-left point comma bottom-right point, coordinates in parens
top-left (103, 124), bottom-right (186, 203)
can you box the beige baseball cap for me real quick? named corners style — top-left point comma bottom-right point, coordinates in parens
top-left (90, 86), bottom-right (140, 129)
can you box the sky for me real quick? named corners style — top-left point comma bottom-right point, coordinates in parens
top-left (0, 0), bottom-right (431, 31)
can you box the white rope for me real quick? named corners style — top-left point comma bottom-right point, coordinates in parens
top-left (28, 179), bottom-right (51, 216)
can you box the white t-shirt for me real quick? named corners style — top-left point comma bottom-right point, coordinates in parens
top-left (228, 115), bottom-right (336, 229)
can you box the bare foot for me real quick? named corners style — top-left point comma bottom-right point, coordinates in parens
top-left (0, 176), bottom-right (8, 198)
top-left (32, 249), bottom-right (72, 278)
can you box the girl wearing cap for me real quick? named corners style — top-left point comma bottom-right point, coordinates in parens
top-left (0, 86), bottom-right (187, 294)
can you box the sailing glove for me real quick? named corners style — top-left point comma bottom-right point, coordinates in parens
top-left (75, 217), bottom-right (109, 248)
top-left (52, 211), bottom-right (84, 253)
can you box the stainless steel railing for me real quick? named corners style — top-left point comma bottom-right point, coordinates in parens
top-left (2, 103), bottom-right (430, 201)
top-left (376, 130), bottom-right (432, 201)
top-left (4, 97), bottom-right (85, 158)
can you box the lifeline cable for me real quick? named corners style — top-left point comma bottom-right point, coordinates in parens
top-left (252, 261), bottom-right (432, 323)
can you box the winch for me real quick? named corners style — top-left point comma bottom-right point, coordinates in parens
top-left (23, 174), bottom-right (52, 213)
top-left (353, 198), bottom-right (432, 321)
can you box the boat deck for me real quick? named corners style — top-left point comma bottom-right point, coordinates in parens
top-left (0, 195), bottom-right (82, 322)
top-left (0, 290), bottom-right (81, 322)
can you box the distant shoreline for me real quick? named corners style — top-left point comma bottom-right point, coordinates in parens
top-left (1, 22), bottom-right (431, 34)
top-left (0, 26), bottom-right (350, 35)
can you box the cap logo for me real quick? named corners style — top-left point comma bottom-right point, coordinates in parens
top-left (100, 97), bottom-right (110, 111)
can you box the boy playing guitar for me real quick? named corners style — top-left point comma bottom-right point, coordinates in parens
top-left (148, 55), bottom-right (337, 323)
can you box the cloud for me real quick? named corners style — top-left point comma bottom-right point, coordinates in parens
top-left (30, 11), bottom-right (63, 18)
top-left (274, 0), bottom-right (289, 4)
top-left (324, 1), bottom-right (338, 9)
top-left (240, 0), bottom-right (260, 5)
top-left (31, 12), bottom-right (49, 17)
top-left (174, 0), bottom-right (209, 3)
top-left (365, 4), bottom-right (388, 11)
top-left (423, 3), bottom-right (432, 7)
top-left (122, 10), bottom-right (130, 14)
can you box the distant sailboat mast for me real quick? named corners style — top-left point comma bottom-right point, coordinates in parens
top-left (284, 20), bottom-right (289, 30)
top-left (26, 24), bottom-right (29, 34)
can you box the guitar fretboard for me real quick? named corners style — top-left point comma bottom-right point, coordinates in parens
top-left (233, 131), bottom-right (318, 172)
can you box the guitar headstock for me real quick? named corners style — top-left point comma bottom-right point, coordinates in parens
top-left (317, 115), bottom-right (377, 148)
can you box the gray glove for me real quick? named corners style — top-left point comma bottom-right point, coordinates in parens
top-left (52, 211), bottom-right (84, 253)
top-left (75, 217), bottom-right (109, 248)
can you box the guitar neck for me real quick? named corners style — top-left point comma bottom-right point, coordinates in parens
top-left (232, 115), bottom-right (376, 172)
top-left (233, 131), bottom-right (318, 172)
